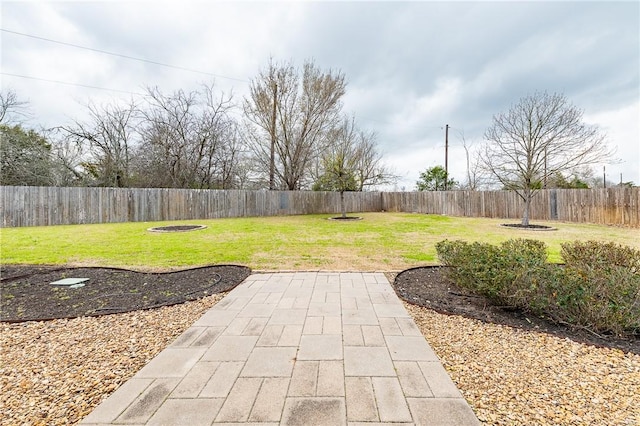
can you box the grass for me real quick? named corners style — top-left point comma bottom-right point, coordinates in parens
top-left (1, 213), bottom-right (638, 271)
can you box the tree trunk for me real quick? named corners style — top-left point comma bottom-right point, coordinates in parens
top-left (340, 191), bottom-right (346, 218)
top-left (522, 188), bottom-right (531, 226)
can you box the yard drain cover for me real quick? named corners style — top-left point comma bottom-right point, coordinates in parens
top-left (50, 278), bottom-right (89, 287)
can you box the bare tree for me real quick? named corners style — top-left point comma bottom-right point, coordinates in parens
top-left (459, 133), bottom-right (489, 190)
top-left (313, 117), bottom-right (360, 217)
top-left (135, 83), bottom-right (240, 189)
top-left (136, 87), bottom-right (198, 187)
top-left (313, 116), bottom-right (395, 217)
top-left (481, 92), bottom-right (611, 226)
top-left (352, 129), bottom-right (396, 191)
top-left (63, 100), bottom-right (138, 187)
top-left (0, 90), bottom-right (29, 124)
top-left (48, 128), bottom-right (90, 186)
top-left (243, 59), bottom-right (346, 190)
top-left (0, 124), bottom-right (53, 186)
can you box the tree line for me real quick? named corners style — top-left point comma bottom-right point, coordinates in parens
top-left (1, 60), bottom-right (394, 192)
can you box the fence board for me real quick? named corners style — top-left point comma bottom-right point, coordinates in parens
top-left (1, 186), bottom-right (638, 227)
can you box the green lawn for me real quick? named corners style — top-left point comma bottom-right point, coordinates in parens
top-left (1, 213), bottom-right (638, 271)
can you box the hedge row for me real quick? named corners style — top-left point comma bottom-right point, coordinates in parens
top-left (435, 239), bottom-right (640, 336)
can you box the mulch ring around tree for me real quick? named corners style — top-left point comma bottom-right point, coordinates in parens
top-left (0, 264), bottom-right (250, 322)
top-left (500, 223), bottom-right (557, 230)
top-left (392, 266), bottom-right (639, 355)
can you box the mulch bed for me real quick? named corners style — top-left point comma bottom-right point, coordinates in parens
top-left (0, 265), bottom-right (250, 322)
top-left (2, 263), bottom-right (637, 355)
top-left (393, 266), bottom-right (639, 355)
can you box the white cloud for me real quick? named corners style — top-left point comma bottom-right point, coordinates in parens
top-left (584, 100), bottom-right (640, 185)
top-left (1, 1), bottom-right (637, 187)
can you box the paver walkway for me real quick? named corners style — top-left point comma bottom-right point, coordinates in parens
top-left (81, 272), bottom-right (479, 425)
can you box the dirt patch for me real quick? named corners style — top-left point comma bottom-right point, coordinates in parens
top-left (0, 264), bottom-right (250, 322)
top-left (393, 266), bottom-right (639, 355)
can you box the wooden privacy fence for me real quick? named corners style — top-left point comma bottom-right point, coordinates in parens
top-left (1, 186), bottom-right (638, 227)
top-left (382, 188), bottom-right (639, 227)
top-left (0, 187), bottom-right (383, 227)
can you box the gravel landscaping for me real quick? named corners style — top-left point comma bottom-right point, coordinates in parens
top-left (405, 303), bottom-right (639, 426)
top-left (1, 267), bottom-right (638, 425)
top-left (0, 294), bottom-right (225, 425)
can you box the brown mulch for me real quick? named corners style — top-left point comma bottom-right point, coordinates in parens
top-left (0, 264), bottom-right (250, 322)
top-left (2, 262), bottom-right (636, 353)
top-left (392, 266), bottom-right (639, 355)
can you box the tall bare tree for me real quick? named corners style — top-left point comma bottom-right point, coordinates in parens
top-left (49, 129), bottom-right (89, 186)
top-left (63, 100), bottom-right (138, 187)
top-left (459, 133), bottom-right (489, 190)
top-left (243, 60), bottom-right (346, 190)
top-left (135, 83), bottom-right (240, 189)
top-left (0, 90), bottom-right (29, 124)
top-left (0, 124), bottom-right (53, 186)
top-left (481, 91), bottom-right (611, 226)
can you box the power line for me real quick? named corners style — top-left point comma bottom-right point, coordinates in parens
top-left (1, 28), bottom-right (248, 83)
top-left (1, 72), bottom-right (146, 96)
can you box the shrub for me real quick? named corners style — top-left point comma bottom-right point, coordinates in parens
top-left (435, 239), bottom-right (640, 336)
top-left (549, 241), bottom-right (640, 335)
top-left (435, 238), bottom-right (548, 306)
top-left (561, 240), bottom-right (640, 272)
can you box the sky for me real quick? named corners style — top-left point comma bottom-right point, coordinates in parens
top-left (1, 1), bottom-right (639, 190)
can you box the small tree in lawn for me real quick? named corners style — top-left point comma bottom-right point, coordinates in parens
top-left (313, 117), bottom-right (360, 218)
top-left (416, 165), bottom-right (457, 191)
top-left (481, 92), bottom-right (611, 226)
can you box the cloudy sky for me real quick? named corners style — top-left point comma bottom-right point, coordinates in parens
top-left (2, 1), bottom-right (638, 189)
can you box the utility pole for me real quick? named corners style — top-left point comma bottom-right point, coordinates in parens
top-left (269, 80), bottom-right (277, 190)
top-left (444, 124), bottom-right (449, 191)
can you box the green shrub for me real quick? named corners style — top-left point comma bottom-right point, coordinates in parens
top-left (435, 239), bottom-right (640, 336)
top-left (435, 238), bottom-right (548, 306)
top-left (549, 241), bottom-right (640, 335)
top-left (561, 240), bottom-right (640, 272)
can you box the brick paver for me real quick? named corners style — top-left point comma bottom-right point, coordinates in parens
top-left (80, 272), bottom-right (479, 425)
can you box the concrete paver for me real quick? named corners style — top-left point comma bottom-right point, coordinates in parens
top-left (345, 377), bottom-right (378, 422)
top-left (241, 347), bottom-right (296, 377)
top-left (282, 397), bottom-right (346, 426)
top-left (344, 346), bottom-right (396, 376)
top-left (317, 361), bottom-right (345, 397)
top-left (199, 362), bottom-right (244, 398)
top-left (289, 361), bottom-right (318, 396)
top-left (372, 377), bottom-right (412, 422)
top-left (297, 335), bottom-right (343, 360)
top-left (80, 272), bottom-right (479, 425)
top-left (249, 377), bottom-right (290, 422)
